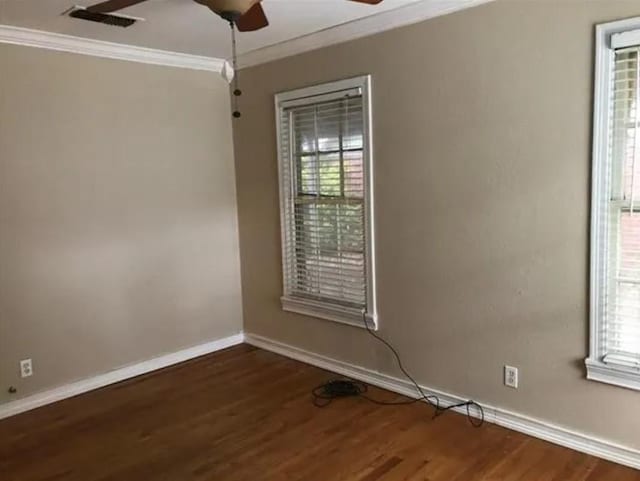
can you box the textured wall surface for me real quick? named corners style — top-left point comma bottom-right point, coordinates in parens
top-left (0, 43), bottom-right (243, 403)
top-left (233, 0), bottom-right (640, 449)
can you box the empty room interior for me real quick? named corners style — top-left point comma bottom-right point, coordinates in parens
top-left (3, 0), bottom-right (640, 479)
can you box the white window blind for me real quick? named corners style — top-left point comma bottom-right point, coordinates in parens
top-left (603, 45), bottom-right (640, 367)
top-left (275, 76), bottom-right (376, 328)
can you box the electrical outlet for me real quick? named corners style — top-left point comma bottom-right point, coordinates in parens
top-left (504, 365), bottom-right (518, 388)
top-left (20, 359), bottom-right (33, 378)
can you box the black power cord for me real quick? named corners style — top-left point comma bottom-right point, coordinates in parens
top-left (311, 313), bottom-right (485, 428)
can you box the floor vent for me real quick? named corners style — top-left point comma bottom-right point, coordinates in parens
top-left (68, 8), bottom-right (138, 28)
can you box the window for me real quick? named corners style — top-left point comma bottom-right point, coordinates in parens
top-left (589, 19), bottom-right (640, 390)
top-left (275, 76), bottom-right (377, 329)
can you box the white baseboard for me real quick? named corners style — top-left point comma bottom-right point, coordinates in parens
top-left (245, 333), bottom-right (640, 471)
top-left (0, 332), bottom-right (244, 421)
top-left (4, 331), bottom-right (638, 470)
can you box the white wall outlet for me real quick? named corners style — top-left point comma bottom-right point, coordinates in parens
top-left (504, 365), bottom-right (518, 388)
top-left (20, 359), bottom-right (33, 378)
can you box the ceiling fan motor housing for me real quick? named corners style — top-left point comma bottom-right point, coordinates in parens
top-left (193, 0), bottom-right (259, 17)
top-left (219, 10), bottom-right (243, 23)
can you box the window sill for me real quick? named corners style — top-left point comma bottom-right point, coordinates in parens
top-left (281, 296), bottom-right (378, 331)
top-left (585, 357), bottom-right (640, 391)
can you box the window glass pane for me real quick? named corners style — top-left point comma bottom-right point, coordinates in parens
top-left (297, 154), bottom-right (343, 196)
top-left (297, 154), bottom-right (316, 195)
top-left (343, 116), bottom-right (363, 150)
top-left (344, 151), bottom-right (364, 198)
top-left (619, 212), bottom-right (640, 280)
top-left (292, 105), bottom-right (317, 154)
top-left (609, 282), bottom-right (640, 355)
top-left (316, 103), bottom-right (342, 152)
top-left (318, 154), bottom-right (342, 196)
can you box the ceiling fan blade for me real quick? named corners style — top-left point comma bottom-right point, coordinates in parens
top-left (86, 0), bottom-right (149, 13)
top-left (236, 3), bottom-right (268, 32)
top-left (348, 0), bottom-right (384, 4)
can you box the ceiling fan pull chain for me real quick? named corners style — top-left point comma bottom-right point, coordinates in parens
top-left (230, 20), bottom-right (241, 118)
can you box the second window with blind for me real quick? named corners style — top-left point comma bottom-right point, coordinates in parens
top-left (275, 76), bottom-right (377, 329)
top-left (589, 20), bottom-right (640, 389)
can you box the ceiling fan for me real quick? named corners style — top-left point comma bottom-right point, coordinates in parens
top-left (85, 0), bottom-right (385, 32)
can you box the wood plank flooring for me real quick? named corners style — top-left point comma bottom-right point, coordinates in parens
top-left (0, 344), bottom-right (638, 480)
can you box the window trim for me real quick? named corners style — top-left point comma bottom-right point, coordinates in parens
top-left (588, 18), bottom-right (640, 391)
top-left (274, 75), bottom-right (378, 330)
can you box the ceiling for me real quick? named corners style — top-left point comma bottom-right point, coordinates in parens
top-left (0, 0), bottom-right (429, 59)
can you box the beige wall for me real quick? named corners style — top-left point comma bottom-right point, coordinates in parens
top-left (233, 0), bottom-right (640, 449)
top-left (0, 44), bottom-right (242, 403)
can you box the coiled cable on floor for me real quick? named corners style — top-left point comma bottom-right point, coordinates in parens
top-left (311, 313), bottom-right (484, 428)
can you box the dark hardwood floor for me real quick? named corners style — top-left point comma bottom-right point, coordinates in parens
top-left (1, 344), bottom-right (638, 480)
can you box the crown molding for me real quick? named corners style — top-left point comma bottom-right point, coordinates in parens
top-left (0, 25), bottom-right (232, 79)
top-left (237, 0), bottom-right (495, 69)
